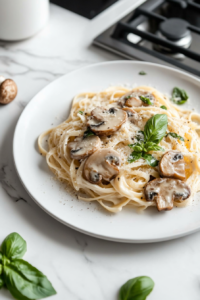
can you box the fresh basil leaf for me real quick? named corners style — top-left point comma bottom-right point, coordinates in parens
top-left (166, 132), bottom-right (184, 141)
top-left (0, 252), bottom-right (2, 263)
top-left (128, 152), bottom-right (143, 163)
top-left (83, 129), bottom-right (95, 138)
top-left (172, 87), bottom-right (188, 105)
top-left (119, 276), bottom-right (154, 300)
top-left (3, 259), bottom-right (56, 300)
top-left (1, 233), bottom-right (27, 260)
top-left (128, 142), bottom-right (144, 152)
top-left (78, 110), bottom-right (83, 115)
top-left (139, 71), bottom-right (146, 75)
top-left (142, 153), bottom-right (159, 167)
top-left (0, 275), bottom-right (4, 289)
top-left (144, 142), bottom-right (164, 152)
top-left (139, 96), bottom-right (152, 105)
top-left (160, 105), bottom-right (167, 110)
top-left (144, 114), bottom-right (168, 144)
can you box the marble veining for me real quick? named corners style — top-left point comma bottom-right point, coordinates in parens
top-left (1, 2), bottom-right (200, 300)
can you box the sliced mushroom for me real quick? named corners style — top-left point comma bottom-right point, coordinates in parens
top-left (83, 148), bottom-right (121, 184)
top-left (145, 178), bottom-right (191, 211)
top-left (122, 107), bottom-right (142, 126)
top-left (159, 150), bottom-right (186, 180)
top-left (0, 76), bottom-right (18, 104)
top-left (68, 135), bottom-right (101, 160)
top-left (87, 106), bottom-right (127, 136)
top-left (118, 90), bottom-right (154, 108)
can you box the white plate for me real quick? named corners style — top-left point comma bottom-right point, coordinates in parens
top-left (13, 61), bottom-right (200, 243)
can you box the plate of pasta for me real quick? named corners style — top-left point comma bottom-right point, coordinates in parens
top-left (13, 61), bottom-right (200, 242)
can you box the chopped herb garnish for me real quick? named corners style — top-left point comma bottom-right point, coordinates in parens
top-left (139, 71), bottom-right (147, 75)
top-left (83, 129), bottom-right (95, 138)
top-left (139, 96), bottom-right (152, 105)
top-left (160, 105), bottom-right (167, 110)
top-left (78, 110), bottom-right (84, 115)
top-left (125, 95), bottom-right (132, 100)
top-left (166, 132), bottom-right (184, 141)
top-left (136, 130), bottom-right (144, 141)
top-left (171, 87), bottom-right (188, 105)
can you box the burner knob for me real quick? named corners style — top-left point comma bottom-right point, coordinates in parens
top-left (159, 18), bottom-right (190, 41)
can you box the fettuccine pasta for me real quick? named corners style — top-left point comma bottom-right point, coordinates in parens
top-left (38, 86), bottom-right (200, 212)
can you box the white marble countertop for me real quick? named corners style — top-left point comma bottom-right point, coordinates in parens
top-left (1, 2), bottom-right (200, 299)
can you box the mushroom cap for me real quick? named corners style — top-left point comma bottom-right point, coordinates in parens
top-left (87, 106), bottom-right (127, 136)
top-left (118, 89), bottom-right (155, 107)
top-left (0, 79), bottom-right (18, 104)
top-left (122, 107), bottom-right (142, 126)
top-left (145, 178), bottom-right (191, 211)
top-left (159, 150), bottom-right (186, 180)
top-left (83, 148), bottom-right (121, 184)
top-left (68, 135), bottom-right (101, 160)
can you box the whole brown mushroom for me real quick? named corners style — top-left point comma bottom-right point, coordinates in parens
top-left (0, 76), bottom-right (18, 105)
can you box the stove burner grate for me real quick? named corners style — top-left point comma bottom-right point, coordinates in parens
top-left (94, 0), bottom-right (200, 77)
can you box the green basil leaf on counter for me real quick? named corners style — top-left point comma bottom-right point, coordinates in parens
top-left (139, 71), bottom-right (146, 75)
top-left (128, 142), bottom-right (144, 153)
top-left (139, 96), bottom-right (152, 105)
top-left (142, 153), bottom-right (159, 167)
top-left (119, 276), bottom-right (154, 300)
top-left (128, 152), bottom-right (143, 163)
top-left (166, 132), bottom-right (184, 141)
top-left (160, 105), bottom-right (167, 110)
top-left (144, 114), bottom-right (168, 144)
top-left (1, 233), bottom-right (27, 260)
top-left (3, 259), bottom-right (56, 300)
top-left (171, 87), bottom-right (188, 105)
top-left (0, 275), bottom-right (4, 289)
top-left (0, 232), bottom-right (56, 300)
top-left (144, 142), bottom-right (165, 152)
top-left (83, 129), bottom-right (95, 138)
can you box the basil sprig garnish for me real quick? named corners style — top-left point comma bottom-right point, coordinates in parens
top-left (0, 233), bottom-right (56, 300)
top-left (171, 87), bottom-right (188, 105)
top-left (160, 105), bottom-right (167, 110)
top-left (119, 276), bottom-right (154, 300)
top-left (144, 114), bottom-right (168, 143)
top-left (128, 114), bottom-right (168, 166)
top-left (166, 132), bottom-right (184, 141)
top-left (139, 96), bottom-right (152, 105)
top-left (78, 110), bottom-right (84, 115)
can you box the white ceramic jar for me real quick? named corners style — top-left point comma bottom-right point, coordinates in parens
top-left (0, 0), bottom-right (49, 41)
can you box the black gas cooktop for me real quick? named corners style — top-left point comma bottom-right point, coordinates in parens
top-left (50, 0), bottom-right (118, 19)
top-left (94, 0), bottom-right (200, 77)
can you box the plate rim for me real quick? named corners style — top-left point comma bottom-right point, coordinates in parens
top-left (13, 60), bottom-right (200, 243)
